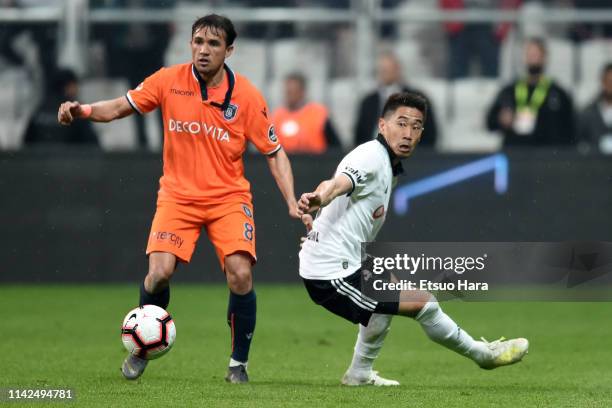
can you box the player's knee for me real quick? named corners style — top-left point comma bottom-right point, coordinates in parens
top-left (225, 264), bottom-right (252, 294)
top-left (224, 253), bottom-right (253, 294)
top-left (414, 297), bottom-right (440, 322)
top-left (398, 291), bottom-right (435, 317)
top-left (147, 263), bottom-right (174, 287)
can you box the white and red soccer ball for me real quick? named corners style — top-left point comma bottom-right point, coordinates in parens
top-left (121, 305), bottom-right (176, 360)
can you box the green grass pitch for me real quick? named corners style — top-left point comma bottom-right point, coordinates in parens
top-left (2, 285), bottom-right (611, 407)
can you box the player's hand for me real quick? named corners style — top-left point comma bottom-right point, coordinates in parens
top-left (298, 192), bottom-right (322, 214)
top-left (288, 201), bottom-right (301, 219)
top-left (57, 101), bottom-right (84, 126)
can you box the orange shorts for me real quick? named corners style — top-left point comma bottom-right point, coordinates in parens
top-left (146, 200), bottom-right (256, 268)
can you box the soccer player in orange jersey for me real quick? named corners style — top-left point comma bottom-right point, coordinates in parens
top-left (58, 14), bottom-right (299, 383)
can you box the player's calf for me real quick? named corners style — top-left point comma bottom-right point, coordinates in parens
top-left (224, 253), bottom-right (256, 381)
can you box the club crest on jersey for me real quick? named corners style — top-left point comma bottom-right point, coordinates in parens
top-left (268, 125), bottom-right (278, 143)
top-left (223, 103), bottom-right (238, 120)
top-left (342, 260), bottom-right (349, 269)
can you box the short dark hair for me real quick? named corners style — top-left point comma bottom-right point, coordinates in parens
top-left (285, 72), bottom-right (307, 89)
top-left (191, 14), bottom-right (237, 47)
top-left (381, 92), bottom-right (428, 122)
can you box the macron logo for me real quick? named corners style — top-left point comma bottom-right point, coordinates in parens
top-left (168, 119), bottom-right (230, 142)
top-left (170, 88), bottom-right (195, 97)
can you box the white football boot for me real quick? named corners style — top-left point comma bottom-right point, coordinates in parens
top-left (121, 354), bottom-right (148, 380)
top-left (341, 370), bottom-right (400, 386)
top-left (478, 337), bottom-right (529, 370)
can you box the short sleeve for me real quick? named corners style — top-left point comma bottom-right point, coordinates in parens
top-left (126, 68), bottom-right (164, 114)
top-left (336, 147), bottom-right (377, 198)
top-left (246, 90), bottom-right (281, 155)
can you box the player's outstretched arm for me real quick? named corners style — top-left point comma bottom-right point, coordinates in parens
top-left (266, 148), bottom-right (300, 219)
top-left (297, 174), bottom-right (353, 215)
top-left (58, 96), bottom-right (135, 125)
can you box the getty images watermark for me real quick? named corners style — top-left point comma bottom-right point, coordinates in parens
top-left (360, 242), bottom-right (612, 302)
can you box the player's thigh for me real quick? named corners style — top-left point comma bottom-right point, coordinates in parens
top-left (146, 200), bottom-right (203, 264)
top-left (205, 202), bottom-right (256, 270)
top-left (303, 269), bottom-right (399, 326)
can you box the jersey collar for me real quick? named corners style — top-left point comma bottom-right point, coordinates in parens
top-left (376, 134), bottom-right (404, 176)
top-left (191, 63), bottom-right (236, 112)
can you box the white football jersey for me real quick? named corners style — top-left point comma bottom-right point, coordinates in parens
top-left (299, 138), bottom-right (397, 280)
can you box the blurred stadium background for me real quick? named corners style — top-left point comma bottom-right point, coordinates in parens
top-left (1, 0), bottom-right (611, 283)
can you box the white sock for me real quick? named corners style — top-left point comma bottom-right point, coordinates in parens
top-left (415, 301), bottom-right (490, 364)
top-left (347, 313), bottom-right (393, 375)
top-left (229, 358), bottom-right (247, 368)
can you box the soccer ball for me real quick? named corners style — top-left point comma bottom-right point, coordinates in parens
top-left (121, 305), bottom-right (176, 360)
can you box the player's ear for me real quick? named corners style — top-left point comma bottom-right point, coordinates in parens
top-left (225, 44), bottom-right (234, 59)
top-left (378, 117), bottom-right (386, 134)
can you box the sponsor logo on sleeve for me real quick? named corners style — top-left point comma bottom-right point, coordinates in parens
top-left (268, 125), bottom-right (278, 143)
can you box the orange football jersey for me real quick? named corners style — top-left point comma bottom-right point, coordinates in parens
top-left (127, 63), bottom-right (280, 203)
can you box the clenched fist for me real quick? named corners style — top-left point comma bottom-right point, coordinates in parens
top-left (57, 101), bottom-right (87, 125)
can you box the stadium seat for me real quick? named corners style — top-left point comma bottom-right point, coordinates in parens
top-left (0, 118), bottom-right (14, 149)
top-left (271, 39), bottom-right (329, 83)
top-left (575, 80), bottom-right (599, 111)
top-left (227, 40), bottom-right (267, 91)
top-left (498, 31), bottom-right (522, 82)
top-left (329, 78), bottom-right (359, 148)
top-left (579, 39), bottom-right (612, 84)
top-left (0, 68), bottom-right (35, 149)
top-left (547, 38), bottom-right (576, 90)
top-left (164, 27), bottom-right (191, 67)
top-left (415, 78), bottom-right (450, 145)
top-left (442, 79), bottom-right (502, 152)
top-left (394, 38), bottom-right (434, 79)
top-left (0, 79), bottom-right (18, 120)
top-left (80, 79), bottom-right (137, 150)
top-left (0, 68), bottom-right (32, 119)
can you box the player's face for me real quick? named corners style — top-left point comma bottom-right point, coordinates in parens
top-left (379, 106), bottom-right (424, 158)
top-left (190, 27), bottom-right (234, 77)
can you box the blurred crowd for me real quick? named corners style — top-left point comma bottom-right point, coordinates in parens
top-left (0, 0), bottom-right (611, 153)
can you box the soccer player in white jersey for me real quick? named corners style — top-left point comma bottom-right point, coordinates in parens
top-left (297, 92), bottom-right (529, 386)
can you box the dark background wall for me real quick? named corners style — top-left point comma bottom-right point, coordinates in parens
top-left (1, 148), bottom-right (611, 283)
